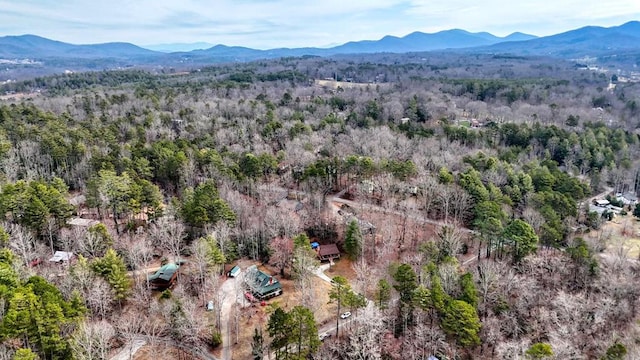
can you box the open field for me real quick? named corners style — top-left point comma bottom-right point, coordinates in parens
top-left (584, 214), bottom-right (640, 259)
top-left (314, 79), bottom-right (379, 89)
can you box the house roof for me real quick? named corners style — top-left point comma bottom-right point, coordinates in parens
top-left (228, 265), bottom-right (241, 276)
top-left (318, 243), bottom-right (340, 257)
top-left (67, 218), bottom-right (100, 227)
top-left (49, 251), bottom-right (74, 262)
top-left (148, 263), bottom-right (179, 282)
top-left (245, 265), bottom-right (282, 295)
top-left (595, 199), bottom-right (610, 205)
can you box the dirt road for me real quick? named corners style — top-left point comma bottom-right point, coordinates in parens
top-left (219, 271), bottom-right (242, 360)
top-left (330, 196), bottom-right (478, 235)
top-left (109, 337), bottom-right (146, 360)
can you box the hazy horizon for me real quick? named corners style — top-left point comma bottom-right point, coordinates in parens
top-left (1, 0), bottom-right (639, 50)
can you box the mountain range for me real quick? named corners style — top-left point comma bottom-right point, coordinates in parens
top-left (0, 21), bottom-right (639, 72)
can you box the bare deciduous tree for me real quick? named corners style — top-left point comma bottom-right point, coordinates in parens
top-left (149, 216), bottom-right (185, 262)
top-left (7, 223), bottom-right (37, 268)
top-left (269, 236), bottom-right (293, 277)
top-left (71, 320), bottom-right (115, 360)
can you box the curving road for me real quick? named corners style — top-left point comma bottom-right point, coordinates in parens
top-left (330, 195), bottom-right (478, 235)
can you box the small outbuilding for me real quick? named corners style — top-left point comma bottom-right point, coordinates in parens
top-left (227, 265), bottom-right (241, 278)
top-left (49, 251), bottom-right (75, 264)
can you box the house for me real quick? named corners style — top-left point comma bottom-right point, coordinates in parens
top-left (317, 243), bottom-right (341, 261)
top-left (48, 251), bottom-right (75, 264)
top-left (589, 205), bottom-right (608, 216)
top-left (148, 263), bottom-right (180, 290)
top-left (227, 265), bottom-right (241, 278)
top-left (607, 205), bottom-right (623, 214)
top-left (244, 265), bottom-right (282, 300)
top-left (470, 119), bottom-right (485, 128)
top-left (67, 218), bottom-right (100, 227)
top-left (616, 192), bottom-right (638, 206)
top-left (595, 199), bottom-right (610, 207)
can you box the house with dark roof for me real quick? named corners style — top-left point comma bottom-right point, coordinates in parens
top-left (317, 243), bottom-right (341, 261)
top-left (148, 263), bottom-right (180, 289)
top-left (244, 265), bottom-right (282, 300)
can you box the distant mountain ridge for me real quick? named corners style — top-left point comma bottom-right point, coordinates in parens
top-left (0, 22), bottom-right (639, 70)
top-left (327, 29), bottom-right (537, 54)
top-left (0, 28), bottom-right (539, 61)
top-left (478, 21), bottom-right (640, 57)
top-left (143, 42), bottom-right (215, 52)
top-left (0, 34), bottom-right (157, 59)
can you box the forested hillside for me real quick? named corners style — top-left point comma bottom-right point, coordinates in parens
top-left (1, 54), bottom-right (640, 359)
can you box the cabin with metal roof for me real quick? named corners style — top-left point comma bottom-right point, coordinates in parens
top-left (244, 265), bottom-right (282, 300)
top-left (148, 263), bottom-right (180, 290)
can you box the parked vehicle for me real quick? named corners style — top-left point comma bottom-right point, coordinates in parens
top-left (340, 311), bottom-right (351, 319)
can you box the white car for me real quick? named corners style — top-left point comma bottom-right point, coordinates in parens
top-left (340, 311), bottom-right (351, 319)
top-left (319, 333), bottom-right (331, 341)
top-left (206, 300), bottom-right (214, 311)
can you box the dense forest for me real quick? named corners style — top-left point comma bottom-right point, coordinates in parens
top-left (1, 53), bottom-right (640, 360)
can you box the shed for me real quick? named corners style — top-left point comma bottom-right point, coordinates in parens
top-left (48, 251), bottom-right (75, 263)
top-left (317, 243), bottom-right (341, 261)
top-left (227, 265), bottom-right (241, 278)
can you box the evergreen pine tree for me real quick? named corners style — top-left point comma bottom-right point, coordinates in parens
top-left (344, 220), bottom-right (362, 259)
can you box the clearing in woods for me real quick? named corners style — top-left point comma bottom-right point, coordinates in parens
top-left (585, 214), bottom-right (640, 259)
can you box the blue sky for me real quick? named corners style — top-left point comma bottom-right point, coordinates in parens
top-left (1, 0), bottom-right (639, 49)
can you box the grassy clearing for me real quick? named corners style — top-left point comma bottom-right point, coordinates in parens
top-left (585, 214), bottom-right (640, 259)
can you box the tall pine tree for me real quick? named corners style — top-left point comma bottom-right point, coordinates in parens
top-left (344, 220), bottom-right (362, 259)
